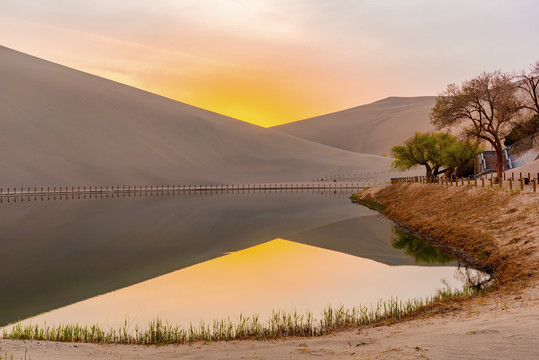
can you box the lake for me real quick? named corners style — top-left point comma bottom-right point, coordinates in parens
top-left (0, 189), bottom-right (469, 330)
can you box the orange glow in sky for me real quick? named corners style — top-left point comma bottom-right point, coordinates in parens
top-left (1, 1), bottom-right (537, 127)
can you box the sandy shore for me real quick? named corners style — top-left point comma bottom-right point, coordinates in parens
top-left (2, 184), bottom-right (537, 359)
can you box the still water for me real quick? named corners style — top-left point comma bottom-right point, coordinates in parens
top-left (0, 189), bottom-right (466, 329)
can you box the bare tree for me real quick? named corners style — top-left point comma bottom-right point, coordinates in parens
top-left (516, 61), bottom-right (539, 115)
top-left (430, 70), bottom-right (521, 179)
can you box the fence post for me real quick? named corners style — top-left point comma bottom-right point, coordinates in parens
top-left (481, 178), bottom-right (484, 188)
top-left (509, 179), bottom-right (512, 190)
top-left (520, 178), bottom-right (524, 191)
top-left (534, 179), bottom-right (537, 193)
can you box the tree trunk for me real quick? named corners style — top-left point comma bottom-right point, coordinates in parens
top-left (425, 164), bottom-right (432, 177)
top-left (494, 143), bottom-right (503, 180)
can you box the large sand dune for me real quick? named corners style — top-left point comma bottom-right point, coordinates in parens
top-left (272, 96), bottom-right (437, 155)
top-left (0, 46), bottom-right (390, 187)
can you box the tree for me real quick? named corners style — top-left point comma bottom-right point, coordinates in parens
top-left (430, 70), bottom-right (521, 179)
top-left (442, 139), bottom-right (483, 177)
top-left (391, 132), bottom-right (455, 177)
top-left (516, 61), bottom-right (539, 115)
top-left (391, 132), bottom-right (480, 177)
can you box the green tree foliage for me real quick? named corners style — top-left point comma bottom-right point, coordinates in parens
top-left (504, 114), bottom-right (539, 147)
top-left (442, 139), bottom-right (483, 177)
top-left (391, 132), bottom-right (453, 177)
top-left (391, 132), bottom-right (479, 177)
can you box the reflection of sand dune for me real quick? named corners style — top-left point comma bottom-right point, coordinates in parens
top-left (0, 46), bottom-right (390, 187)
top-left (1, 191), bottom-right (404, 326)
top-left (286, 215), bottom-right (432, 266)
top-left (11, 239), bottom-right (460, 331)
top-left (272, 96), bottom-right (436, 155)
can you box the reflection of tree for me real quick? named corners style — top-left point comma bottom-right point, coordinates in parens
top-left (455, 268), bottom-right (492, 291)
top-left (391, 226), bottom-right (454, 265)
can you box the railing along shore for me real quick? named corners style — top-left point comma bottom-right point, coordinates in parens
top-left (391, 171), bottom-right (538, 193)
top-left (0, 182), bottom-right (386, 198)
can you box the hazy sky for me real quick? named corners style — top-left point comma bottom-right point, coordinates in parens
top-left (1, 0), bottom-right (538, 126)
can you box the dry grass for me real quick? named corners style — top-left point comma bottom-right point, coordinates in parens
top-left (356, 184), bottom-right (539, 290)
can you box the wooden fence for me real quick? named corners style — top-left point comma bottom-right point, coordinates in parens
top-left (0, 183), bottom-right (377, 203)
top-left (391, 172), bottom-right (538, 193)
top-left (0, 182), bottom-right (387, 198)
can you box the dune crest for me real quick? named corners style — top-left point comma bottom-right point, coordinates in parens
top-left (272, 96), bottom-right (437, 156)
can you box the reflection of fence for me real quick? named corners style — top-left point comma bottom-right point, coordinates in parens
top-left (391, 172), bottom-right (538, 193)
top-left (0, 185), bottom-right (370, 203)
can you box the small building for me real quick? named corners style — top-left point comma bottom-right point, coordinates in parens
top-left (474, 132), bottom-right (539, 176)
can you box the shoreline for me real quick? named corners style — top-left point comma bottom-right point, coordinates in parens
top-left (355, 183), bottom-right (538, 289)
top-left (1, 183), bottom-right (537, 358)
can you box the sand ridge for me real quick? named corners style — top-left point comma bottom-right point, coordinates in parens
top-left (272, 96), bottom-right (437, 156)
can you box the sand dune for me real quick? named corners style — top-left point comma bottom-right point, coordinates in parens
top-left (0, 46), bottom-right (390, 187)
top-left (272, 96), bottom-right (437, 155)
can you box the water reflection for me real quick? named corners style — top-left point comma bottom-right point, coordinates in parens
top-left (391, 226), bottom-right (455, 265)
top-left (0, 191), bottom-right (415, 326)
top-left (0, 190), bottom-right (467, 327)
top-left (11, 239), bottom-right (463, 331)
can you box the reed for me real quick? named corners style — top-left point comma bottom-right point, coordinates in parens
top-left (0, 349), bottom-right (28, 360)
top-left (2, 288), bottom-right (485, 345)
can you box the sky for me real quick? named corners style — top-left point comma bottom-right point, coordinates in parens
top-left (1, 0), bottom-right (538, 127)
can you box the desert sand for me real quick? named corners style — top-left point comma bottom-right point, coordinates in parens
top-left (0, 46), bottom-right (391, 187)
top-left (272, 96), bottom-right (437, 156)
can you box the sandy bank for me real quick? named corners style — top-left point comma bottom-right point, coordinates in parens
top-left (357, 183), bottom-right (538, 287)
